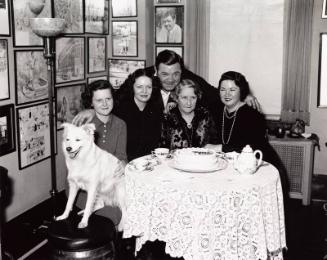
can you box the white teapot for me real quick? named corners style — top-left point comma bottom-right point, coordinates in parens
top-left (234, 145), bottom-right (263, 175)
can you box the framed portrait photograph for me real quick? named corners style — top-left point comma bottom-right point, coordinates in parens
top-left (112, 21), bottom-right (138, 57)
top-left (14, 50), bottom-right (48, 105)
top-left (323, 0), bottom-right (327, 18)
top-left (318, 33), bottom-right (327, 107)
top-left (12, 0), bottom-right (52, 47)
top-left (0, 0), bottom-right (10, 36)
top-left (88, 76), bottom-right (108, 84)
top-left (17, 102), bottom-right (51, 169)
top-left (156, 0), bottom-right (181, 3)
top-left (155, 6), bottom-right (184, 44)
top-left (156, 46), bottom-right (183, 58)
top-left (85, 0), bottom-right (109, 34)
top-left (54, 0), bottom-right (84, 34)
top-left (88, 37), bottom-right (106, 74)
top-left (0, 104), bottom-right (15, 156)
top-left (111, 0), bottom-right (137, 18)
top-left (55, 37), bottom-right (85, 84)
top-left (55, 83), bottom-right (85, 130)
top-left (0, 39), bottom-right (10, 101)
top-left (108, 59), bottom-right (145, 89)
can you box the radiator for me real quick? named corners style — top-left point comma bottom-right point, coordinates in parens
top-left (269, 137), bottom-right (315, 205)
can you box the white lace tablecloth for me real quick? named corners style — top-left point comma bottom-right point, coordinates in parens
top-left (123, 157), bottom-right (286, 260)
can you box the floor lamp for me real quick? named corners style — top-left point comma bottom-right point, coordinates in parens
top-left (30, 18), bottom-right (65, 219)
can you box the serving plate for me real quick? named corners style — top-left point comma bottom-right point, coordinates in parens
top-left (168, 158), bottom-right (228, 173)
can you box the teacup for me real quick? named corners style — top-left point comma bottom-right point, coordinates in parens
top-left (154, 148), bottom-right (169, 159)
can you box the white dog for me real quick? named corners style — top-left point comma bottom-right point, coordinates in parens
top-left (56, 123), bottom-right (126, 230)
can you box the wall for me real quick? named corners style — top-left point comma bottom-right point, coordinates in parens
top-left (306, 0), bottom-right (327, 176)
top-left (0, 0), bottom-right (150, 222)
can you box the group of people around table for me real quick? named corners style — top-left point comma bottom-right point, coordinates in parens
top-left (72, 50), bottom-right (289, 226)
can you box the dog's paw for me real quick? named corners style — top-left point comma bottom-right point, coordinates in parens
top-left (55, 213), bottom-right (69, 221)
top-left (78, 220), bottom-right (88, 229)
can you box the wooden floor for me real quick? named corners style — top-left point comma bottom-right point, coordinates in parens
top-left (2, 175), bottom-right (327, 260)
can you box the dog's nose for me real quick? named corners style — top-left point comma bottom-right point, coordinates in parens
top-left (66, 147), bottom-right (72, 152)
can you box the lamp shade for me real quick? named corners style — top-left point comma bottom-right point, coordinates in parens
top-left (30, 18), bottom-right (65, 37)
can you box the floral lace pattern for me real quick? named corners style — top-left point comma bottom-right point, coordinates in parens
top-left (123, 160), bottom-right (286, 260)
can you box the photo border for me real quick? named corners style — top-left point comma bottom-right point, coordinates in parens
top-left (318, 33), bottom-right (327, 107)
top-left (0, 0), bottom-right (11, 36)
top-left (322, 0), bottom-right (327, 18)
top-left (85, 0), bottom-right (109, 34)
top-left (155, 45), bottom-right (184, 58)
top-left (0, 39), bottom-right (10, 101)
top-left (112, 20), bottom-right (138, 57)
top-left (88, 36), bottom-right (107, 74)
top-left (156, 0), bottom-right (181, 3)
top-left (87, 75), bottom-right (108, 85)
top-left (111, 0), bottom-right (137, 18)
top-left (0, 104), bottom-right (16, 156)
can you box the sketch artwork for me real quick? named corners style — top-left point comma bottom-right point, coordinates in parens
top-left (0, 40), bottom-right (9, 100)
top-left (88, 37), bottom-right (106, 73)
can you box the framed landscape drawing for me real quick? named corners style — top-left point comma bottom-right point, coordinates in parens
top-left (112, 21), bottom-right (138, 57)
top-left (55, 37), bottom-right (85, 84)
top-left (54, 0), bottom-right (84, 34)
top-left (88, 37), bottom-right (106, 73)
top-left (0, 0), bottom-right (10, 36)
top-left (88, 76), bottom-right (108, 84)
top-left (155, 6), bottom-right (184, 44)
top-left (0, 104), bottom-right (15, 156)
top-left (108, 59), bottom-right (145, 89)
top-left (0, 39), bottom-right (10, 101)
top-left (17, 102), bottom-right (51, 169)
top-left (12, 0), bottom-right (52, 47)
top-left (14, 50), bottom-right (48, 105)
top-left (55, 83), bottom-right (85, 130)
top-left (111, 0), bottom-right (137, 18)
top-left (85, 0), bottom-right (109, 34)
top-left (156, 46), bottom-right (183, 58)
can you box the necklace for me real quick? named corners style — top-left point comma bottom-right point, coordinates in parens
top-left (221, 106), bottom-right (238, 144)
top-left (224, 109), bottom-right (237, 119)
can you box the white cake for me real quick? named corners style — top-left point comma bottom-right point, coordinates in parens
top-left (174, 148), bottom-right (217, 170)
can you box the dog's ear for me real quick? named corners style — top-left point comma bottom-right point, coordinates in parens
top-left (82, 123), bottom-right (96, 135)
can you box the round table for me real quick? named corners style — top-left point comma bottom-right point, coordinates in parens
top-left (123, 155), bottom-right (286, 260)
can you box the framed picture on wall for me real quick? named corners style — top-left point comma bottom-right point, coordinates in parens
top-left (156, 46), bottom-right (183, 58)
top-left (88, 37), bottom-right (106, 73)
top-left (88, 76), bottom-right (108, 84)
top-left (55, 37), bottom-right (85, 84)
top-left (322, 0), bottom-right (327, 18)
top-left (55, 83), bottom-right (85, 130)
top-left (155, 6), bottom-right (184, 44)
top-left (318, 33), bottom-right (327, 107)
top-left (17, 102), bottom-right (51, 169)
top-left (85, 0), bottom-right (109, 34)
top-left (108, 59), bottom-right (145, 89)
top-left (0, 39), bottom-right (10, 101)
top-left (0, 0), bottom-right (10, 36)
top-left (111, 0), bottom-right (137, 18)
top-left (112, 21), bottom-right (138, 57)
top-left (156, 0), bottom-right (181, 3)
top-left (54, 0), bottom-right (84, 34)
top-left (12, 0), bottom-right (52, 47)
top-left (14, 50), bottom-right (48, 105)
top-left (0, 104), bottom-right (15, 157)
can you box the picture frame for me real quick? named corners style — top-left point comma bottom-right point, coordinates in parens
top-left (14, 50), bottom-right (48, 105)
top-left (156, 46), bottom-right (183, 58)
top-left (112, 21), bottom-right (138, 57)
top-left (108, 59), bottom-right (145, 89)
top-left (12, 0), bottom-right (52, 47)
top-left (0, 0), bottom-right (10, 36)
top-left (322, 0), bottom-right (327, 18)
top-left (55, 37), bottom-right (85, 84)
top-left (54, 0), bottom-right (84, 34)
top-left (17, 102), bottom-right (51, 169)
top-left (156, 0), bottom-right (181, 3)
top-left (88, 37), bottom-right (107, 74)
top-left (88, 76), bottom-right (108, 84)
top-left (0, 104), bottom-right (15, 156)
top-left (318, 33), bottom-right (327, 107)
top-left (55, 83), bottom-right (85, 130)
top-left (155, 6), bottom-right (184, 44)
top-left (0, 39), bottom-right (10, 101)
top-left (111, 0), bottom-right (137, 18)
top-left (85, 0), bottom-right (109, 34)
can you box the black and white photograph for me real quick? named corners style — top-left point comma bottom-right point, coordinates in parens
top-left (111, 0), bottom-right (137, 18)
top-left (55, 37), bottom-right (85, 84)
top-left (155, 6), bottom-right (183, 44)
top-left (156, 46), bottom-right (183, 58)
top-left (0, 104), bottom-right (15, 156)
top-left (112, 21), bottom-right (138, 57)
top-left (156, 0), bottom-right (181, 3)
top-left (323, 0), bottom-right (327, 18)
top-left (0, 39), bottom-right (10, 100)
top-left (87, 75), bottom-right (108, 84)
top-left (12, 0), bottom-right (52, 46)
top-left (108, 59), bottom-right (145, 89)
top-left (0, 0), bottom-right (10, 36)
top-left (17, 102), bottom-right (51, 169)
top-left (14, 50), bottom-right (48, 105)
top-left (54, 0), bottom-right (84, 34)
top-left (85, 0), bottom-right (109, 34)
top-left (55, 83), bottom-right (85, 130)
top-left (88, 37), bottom-right (106, 73)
